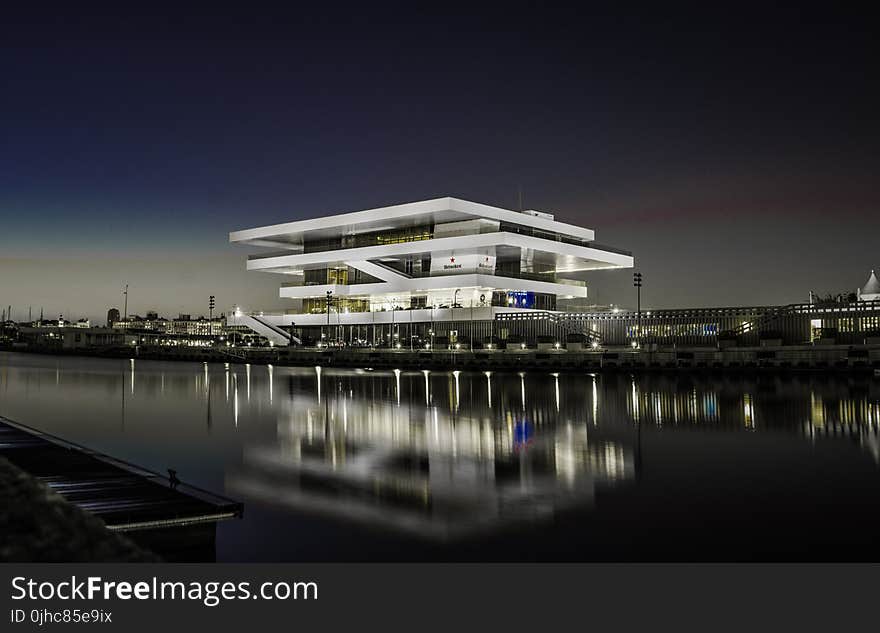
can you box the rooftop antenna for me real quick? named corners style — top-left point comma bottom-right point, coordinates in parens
top-left (123, 284), bottom-right (129, 320)
top-left (517, 185), bottom-right (523, 212)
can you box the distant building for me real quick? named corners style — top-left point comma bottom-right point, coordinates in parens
top-left (111, 315), bottom-right (169, 331)
top-left (858, 270), bottom-right (880, 301)
top-left (18, 326), bottom-right (137, 350)
top-left (168, 316), bottom-right (224, 336)
top-left (107, 308), bottom-right (120, 327)
top-left (75, 318), bottom-right (90, 328)
top-left (105, 312), bottom-right (224, 340)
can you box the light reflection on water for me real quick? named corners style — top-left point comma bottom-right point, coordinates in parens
top-left (229, 366), bottom-right (635, 539)
top-left (1, 351), bottom-right (880, 561)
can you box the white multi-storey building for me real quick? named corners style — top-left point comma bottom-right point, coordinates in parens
top-left (229, 197), bottom-right (632, 346)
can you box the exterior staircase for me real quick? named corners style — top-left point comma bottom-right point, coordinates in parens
top-left (228, 312), bottom-right (300, 346)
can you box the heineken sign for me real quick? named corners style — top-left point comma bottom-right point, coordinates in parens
top-left (430, 254), bottom-right (496, 275)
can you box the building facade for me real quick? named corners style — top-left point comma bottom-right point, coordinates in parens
top-left (111, 315), bottom-right (169, 331)
top-left (167, 316), bottom-right (224, 336)
top-left (230, 197), bottom-right (633, 345)
top-left (17, 326), bottom-right (138, 350)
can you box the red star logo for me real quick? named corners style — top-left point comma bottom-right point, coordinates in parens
top-left (450, 257), bottom-right (455, 263)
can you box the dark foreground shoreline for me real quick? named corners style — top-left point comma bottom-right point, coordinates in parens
top-left (0, 414), bottom-right (241, 563)
top-left (0, 457), bottom-right (157, 562)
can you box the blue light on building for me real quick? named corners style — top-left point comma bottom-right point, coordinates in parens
top-left (506, 291), bottom-right (536, 309)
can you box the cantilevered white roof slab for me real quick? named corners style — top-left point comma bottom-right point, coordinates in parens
top-left (229, 197), bottom-right (596, 246)
top-left (246, 231), bottom-right (632, 273)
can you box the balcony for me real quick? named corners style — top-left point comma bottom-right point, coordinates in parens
top-left (281, 270), bottom-right (585, 290)
top-left (389, 268), bottom-right (586, 288)
top-left (248, 230), bottom-right (631, 260)
top-left (498, 223), bottom-right (632, 256)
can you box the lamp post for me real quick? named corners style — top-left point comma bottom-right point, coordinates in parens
top-left (470, 299), bottom-right (474, 351)
top-left (451, 289), bottom-right (461, 350)
top-left (633, 272), bottom-right (642, 346)
top-left (325, 290), bottom-right (333, 346)
top-left (209, 296), bottom-right (216, 344)
top-left (429, 304), bottom-right (434, 350)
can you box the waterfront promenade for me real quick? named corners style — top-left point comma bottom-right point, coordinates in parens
top-left (4, 342), bottom-right (880, 373)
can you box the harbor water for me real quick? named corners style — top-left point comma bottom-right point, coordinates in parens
top-left (1, 351), bottom-right (879, 561)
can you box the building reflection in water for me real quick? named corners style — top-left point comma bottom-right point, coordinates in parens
top-left (805, 386), bottom-right (880, 462)
top-left (227, 368), bottom-right (636, 540)
top-left (226, 370), bottom-right (880, 541)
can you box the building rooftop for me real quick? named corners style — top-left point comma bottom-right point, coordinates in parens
top-left (229, 197), bottom-right (597, 247)
top-left (861, 270), bottom-right (880, 297)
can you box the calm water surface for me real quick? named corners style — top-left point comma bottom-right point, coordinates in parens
top-left (1, 351), bottom-right (879, 561)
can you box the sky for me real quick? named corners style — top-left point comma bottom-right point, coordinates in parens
top-left (1, 5), bottom-right (878, 322)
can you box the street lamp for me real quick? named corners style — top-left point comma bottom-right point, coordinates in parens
top-left (391, 301), bottom-right (396, 349)
top-left (325, 290), bottom-right (333, 346)
top-left (452, 288), bottom-right (460, 349)
top-left (633, 272), bottom-right (643, 345)
top-left (469, 296), bottom-right (474, 351)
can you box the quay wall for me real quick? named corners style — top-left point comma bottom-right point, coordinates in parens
top-left (4, 343), bottom-right (880, 373)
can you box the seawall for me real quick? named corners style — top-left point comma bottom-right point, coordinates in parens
top-left (4, 343), bottom-right (880, 373)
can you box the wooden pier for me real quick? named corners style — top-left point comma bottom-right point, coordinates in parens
top-left (0, 415), bottom-right (242, 532)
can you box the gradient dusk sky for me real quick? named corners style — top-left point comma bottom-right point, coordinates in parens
top-left (1, 6), bottom-right (877, 323)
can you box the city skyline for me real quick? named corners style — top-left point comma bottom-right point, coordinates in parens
top-left (2, 6), bottom-right (878, 322)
